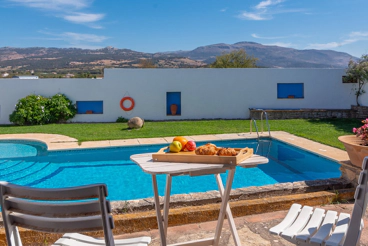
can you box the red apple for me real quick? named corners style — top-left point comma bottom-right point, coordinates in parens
top-left (185, 140), bottom-right (196, 151)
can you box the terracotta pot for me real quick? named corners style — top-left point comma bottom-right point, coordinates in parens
top-left (338, 135), bottom-right (368, 168)
top-left (170, 104), bottom-right (178, 115)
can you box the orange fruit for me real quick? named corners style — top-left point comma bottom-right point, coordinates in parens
top-left (173, 136), bottom-right (188, 151)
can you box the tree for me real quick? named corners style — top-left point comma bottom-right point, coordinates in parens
top-left (210, 49), bottom-right (258, 68)
top-left (139, 59), bottom-right (156, 68)
top-left (345, 54), bottom-right (368, 106)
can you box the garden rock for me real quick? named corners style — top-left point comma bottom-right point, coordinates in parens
top-left (128, 117), bottom-right (144, 129)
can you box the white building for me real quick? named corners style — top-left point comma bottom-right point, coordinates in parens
top-left (12, 76), bottom-right (39, 79)
top-left (0, 68), bottom-right (363, 125)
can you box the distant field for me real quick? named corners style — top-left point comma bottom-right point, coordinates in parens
top-left (0, 118), bottom-right (358, 149)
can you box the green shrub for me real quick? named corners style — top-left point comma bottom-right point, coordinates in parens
top-left (47, 94), bottom-right (77, 123)
top-left (9, 95), bottom-right (50, 125)
top-left (116, 116), bottom-right (128, 123)
top-left (9, 93), bottom-right (76, 126)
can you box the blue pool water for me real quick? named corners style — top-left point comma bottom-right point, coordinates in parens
top-left (0, 138), bottom-right (341, 201)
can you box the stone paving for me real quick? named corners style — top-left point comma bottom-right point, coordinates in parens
top-left (115, 203), bottom-right (368, 246)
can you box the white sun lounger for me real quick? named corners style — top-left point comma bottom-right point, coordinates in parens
top-left (54, 233), bottom-right (151, 246)
top-left (269, 156), bottom-right (368, 246)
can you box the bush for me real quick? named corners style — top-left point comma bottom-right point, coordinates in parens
top-left (9, 94), bottom-right (76, 125)
top-left (47, 94), bottom-right (77, 123)
top-left (116, 116), bottom-right (128, 123)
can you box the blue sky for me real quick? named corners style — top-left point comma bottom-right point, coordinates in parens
top-left (1, 0), bottom-right (367, 57)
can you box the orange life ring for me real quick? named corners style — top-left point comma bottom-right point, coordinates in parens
top-left (120, 97), bottom-right (135, 111)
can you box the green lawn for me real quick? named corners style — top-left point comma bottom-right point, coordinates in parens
top-left (0, 119), bottom-right (361, 149)
top-left (0, 118), bottom-right (359, 149)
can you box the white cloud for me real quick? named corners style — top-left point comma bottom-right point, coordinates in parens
top-left (61, 32), bottom-right (109, 43)
top-left (306, 31), bottom-right (368, 49)
top-left (64, 13), bottom-right (105, 23)
top-left (251, 33), bottom-right (287, 39)
top-left (38, 30), bottom-right (109, 46)
top-left (349, 31), bottom-right (368, 38)
top-left (237, 0), bottom-right (305, 21)
top-left (220, 8), bottom-right (227, 12)
top-left (265, 42), bottom-right (294, 48)
top-left (8, 0), bottom-right (90, 11)
top-left (7, 0), bottom-right (104, 27)
top-left (255, 0), bottom-right (284, 9)
top-left (238, 11), bottom-right (268, 21)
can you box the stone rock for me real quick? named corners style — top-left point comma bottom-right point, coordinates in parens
top-left (127, 117), bottom-right (144, 129)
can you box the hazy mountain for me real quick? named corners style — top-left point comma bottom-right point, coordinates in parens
top-left (0, 42), bottom-right (356, 78)
top-left (166, 42), bottom-right (356, 68)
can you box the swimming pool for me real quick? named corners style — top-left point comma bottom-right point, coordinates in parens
top-left (0, 140), bottom-right (47, 159)
top-left (0, 138), bottom-right (341, 201)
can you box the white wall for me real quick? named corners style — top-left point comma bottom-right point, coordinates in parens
top-left (0, 68), bottom-right (357, 124)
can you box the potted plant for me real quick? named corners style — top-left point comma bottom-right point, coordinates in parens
top-left (339, 119), bottom-right (368, 167)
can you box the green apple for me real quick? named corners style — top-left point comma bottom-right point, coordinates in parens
top-left (169, 141), bottom-right (182, 153)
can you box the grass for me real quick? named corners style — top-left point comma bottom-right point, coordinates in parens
top-left (0, 118), bottom-right (359, 149)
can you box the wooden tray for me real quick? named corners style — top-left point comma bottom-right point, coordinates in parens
top-left (152, 147), bottom-right (253, 165)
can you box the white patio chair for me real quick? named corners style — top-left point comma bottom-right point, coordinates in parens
top-left (269, 156), bottom-right (368, 246)
top-left (0, 182), bottom-right (151, 246)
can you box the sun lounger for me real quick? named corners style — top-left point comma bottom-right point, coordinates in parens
top-left (269, 156), bottom-right (368, 246)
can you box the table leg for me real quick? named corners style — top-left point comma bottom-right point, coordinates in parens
top-left (213, 169), bottom-right (237, 246)
top-left (152, 174), bottom-right (167, 246)
top-left (163, 175), bottom-right (172, 237)
top-left (215, 173), bottom-right (242, 246)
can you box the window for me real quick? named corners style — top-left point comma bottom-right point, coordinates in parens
top-left (76, 101), bottom-right (103, 114)
top-left (277, 83), bottom-right (304, 99)
top-left (167, 92), bottom-right (181, 116)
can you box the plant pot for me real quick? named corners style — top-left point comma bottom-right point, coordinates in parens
top-left (338, 135), bottom-right (368, 168)
top-left (170, 104), bottom-right (178, 115)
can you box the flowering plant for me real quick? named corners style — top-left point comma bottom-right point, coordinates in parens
top-left (353, 119), bottom-right (368, 145)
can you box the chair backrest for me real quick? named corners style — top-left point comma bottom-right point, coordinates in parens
top-left (343, 156), bottom-right (368, 246)
top-left (0, 182), bottom-right (115, 246)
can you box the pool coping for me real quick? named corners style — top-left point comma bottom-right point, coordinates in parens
top-left (0, 131), bottom-right (349, 162)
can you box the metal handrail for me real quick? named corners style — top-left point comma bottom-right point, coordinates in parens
top-left (250, 118), bottom-right (259, 138)
top-left (260, 111), bottom-right (271, 137)
top-left (250, 110), bottom-right (271, 137)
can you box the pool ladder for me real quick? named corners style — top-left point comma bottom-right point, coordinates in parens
top-left (250, 110), bottom-right (271, 138)
top-left (250, 110), bottom-right (272, 156)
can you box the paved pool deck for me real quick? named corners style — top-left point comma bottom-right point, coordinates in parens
top-left (115, 203), bottom-right (368, 246)
top-left (0, 131), bottom-right (349, 163)
top-left (1, 131), bottom-right (365, 245)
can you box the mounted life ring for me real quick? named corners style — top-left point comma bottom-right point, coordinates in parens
top-left (120, 97), bottom-right (135, 111)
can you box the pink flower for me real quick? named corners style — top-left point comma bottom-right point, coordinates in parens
top-left (353, 120), bottom-right (368, 143)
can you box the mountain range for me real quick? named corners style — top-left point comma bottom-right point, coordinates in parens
top-left (169, 42), bottom-right (356, 68)
top-left (0, 42), bottom-right (356, 77)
